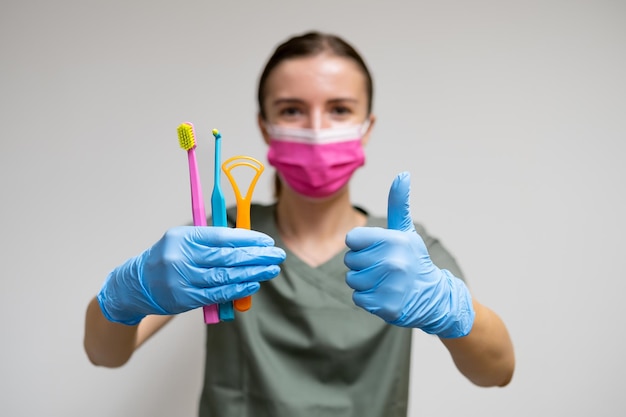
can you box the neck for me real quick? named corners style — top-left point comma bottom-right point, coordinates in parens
top-left (277, 188), bottom-right (363, 237)
top-left (275, 186), bottom-right (367, 266)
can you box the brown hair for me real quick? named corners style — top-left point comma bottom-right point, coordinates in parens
top-left (257, 31), bottom-right (374, 120)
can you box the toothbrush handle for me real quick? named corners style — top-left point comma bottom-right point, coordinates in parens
top-left (188, 150), bottom-right (220, 324)
top-left (188, 150), bottom-right (207, 227)
top-left (202, 305), bottom-right (219, 324)
top-left (211, 185), bottom-right (235, 321)
top-left (211, 187), bottom-right (228, 228)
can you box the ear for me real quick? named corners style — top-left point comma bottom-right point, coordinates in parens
top-left (361, 114), bottom-right (376, 147)
top-left (257, 113), bottom-right (271, 145)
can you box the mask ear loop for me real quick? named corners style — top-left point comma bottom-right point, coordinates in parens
top-left (222, 155), bottom-right (265, 312)
top-left (360, 118), bottom-right (372, 135)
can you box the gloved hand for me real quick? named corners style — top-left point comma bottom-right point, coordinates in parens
top-left (97, 226), bottom-right (286, 325)
top-left (344, 172), bottom-right (475, 338)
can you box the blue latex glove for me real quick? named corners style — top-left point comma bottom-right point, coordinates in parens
top-left (97, 226), bottom-right (286, 325)
top-left (344, 172), bottom-right (475, 338)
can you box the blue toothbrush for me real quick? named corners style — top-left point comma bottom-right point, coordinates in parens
top-left (211, 129), bottom-right (235, 321)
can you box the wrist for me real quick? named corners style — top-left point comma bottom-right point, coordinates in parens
top-left (435, 270), bottom-right (475, 338)
top-left (97, 257), bottom-right (146, 326)
top-left (97, 288), bottom-right (145, 326)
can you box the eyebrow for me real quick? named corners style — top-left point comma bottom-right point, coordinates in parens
top-left (328, 98), bottom-right (358, 104)
top-left (272, 98), bottom-right (304, 107)
top-left (271, 98), bottom-right (359, 106)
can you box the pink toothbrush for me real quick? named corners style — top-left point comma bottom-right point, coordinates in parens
top-left (177, 122), bottom-right (219, 324)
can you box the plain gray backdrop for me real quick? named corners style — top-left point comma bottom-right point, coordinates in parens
top-left (1, 0), bottom-right (625, 416)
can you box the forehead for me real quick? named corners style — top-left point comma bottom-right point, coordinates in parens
top-left (264, 53), bottom-right (367, 100)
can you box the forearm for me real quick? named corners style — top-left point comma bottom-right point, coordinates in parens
top-left (84, 297), bottom-right (174, 367)
top-left (84, 297), bottom-right (140, 367)
top-left (441, 299), bottom-right (515, 387)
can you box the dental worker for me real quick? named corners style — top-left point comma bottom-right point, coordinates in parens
top-left (84, 31), bottom-right (515, 417)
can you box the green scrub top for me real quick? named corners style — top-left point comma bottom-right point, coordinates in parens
top-left (199, 204), bottom-right (464, 417)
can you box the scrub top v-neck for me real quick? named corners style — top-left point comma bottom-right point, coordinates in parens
top-left (199, 203), bottom-right (463, 417)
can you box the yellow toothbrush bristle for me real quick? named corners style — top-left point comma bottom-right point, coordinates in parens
top-left (177, 123), bottom-right (196, 151)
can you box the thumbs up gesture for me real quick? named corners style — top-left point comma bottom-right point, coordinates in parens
top-left (344, 172), bottom-right (475, 338)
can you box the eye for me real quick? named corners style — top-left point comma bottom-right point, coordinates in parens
top-left (331, 105), bottom-right (352, 115)
top-left (279, 106), bottom-right (303, 117)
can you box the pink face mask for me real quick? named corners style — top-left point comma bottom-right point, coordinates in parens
top-left (266, 121), bottom-right (370, 198)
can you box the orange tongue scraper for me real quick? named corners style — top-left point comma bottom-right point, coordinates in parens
top-left (222, 155), bottom-right (265, 312)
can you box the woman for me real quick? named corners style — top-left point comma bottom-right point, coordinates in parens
top-left (85, 31), bottom-right (514, 416)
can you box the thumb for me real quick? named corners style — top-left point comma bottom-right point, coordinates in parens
top-left (387, 172), bottom-right (415, 232)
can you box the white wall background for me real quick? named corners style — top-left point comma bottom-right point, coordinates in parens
top-left (1, 0), bottom-right (625, 416)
